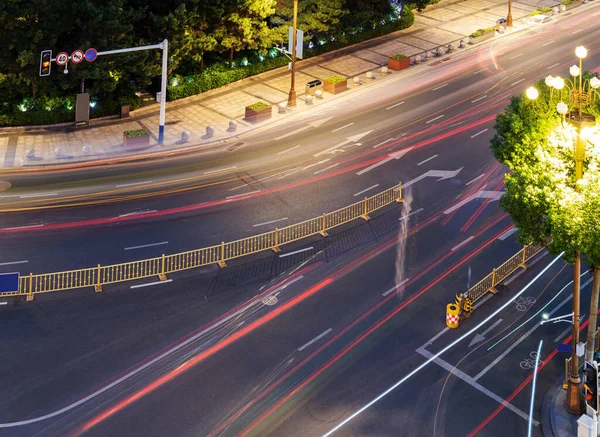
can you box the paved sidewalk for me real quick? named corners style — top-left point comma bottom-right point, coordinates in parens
top-left (542, 376), bottom-right (582, 436)
top-left (0, 0), bottom-right (571, 168)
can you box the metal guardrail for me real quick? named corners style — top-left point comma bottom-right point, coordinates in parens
top-left (467, 242), bottom-right (546, 304)
top-left (12, 183), bottom-right (403, 301)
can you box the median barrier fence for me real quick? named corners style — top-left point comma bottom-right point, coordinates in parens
top-left (12, 183), bottom-right (403, 301)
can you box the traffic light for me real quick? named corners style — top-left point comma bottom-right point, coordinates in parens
top-left (584, 362), bottom-right (598, 412)
top-left (40, 50), bottom-right (52, 77)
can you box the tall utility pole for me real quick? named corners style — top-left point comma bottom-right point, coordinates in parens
top-left (287, 0), bottom-right (298, 107)
top-left (507, 0), bottom-right (513, 26)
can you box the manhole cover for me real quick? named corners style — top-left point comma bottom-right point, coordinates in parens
top-left (261, 295), bottom-right (278, 306)
top-left (306, 397), bottom-right (346, 422)
top-left (0, 181), bottom-right (11, 191)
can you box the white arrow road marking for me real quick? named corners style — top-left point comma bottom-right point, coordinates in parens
top-left (403, 167), bottom-right (463, 188)
top-left (356, 147), bottom-right (413, 176)
top-left (274, 117), bottom-right (333, 140)
top-left (468, 319), bottom-right (503, 347)
top-left (314, 131), bottom-right (373, 157)
top-left (443, 190), bottom-right (503, 215)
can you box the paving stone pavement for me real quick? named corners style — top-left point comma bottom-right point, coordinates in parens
top-left (0, 0), bottom-right (584, 168)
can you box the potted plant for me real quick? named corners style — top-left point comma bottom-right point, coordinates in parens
top-left (244, 101), bottom-right (272, 122)
top-left (388, 54), bottom-right (410, 71)
top-left (123, 129), bottom-right (150, 149)
top-left (322, 76), bottom-right (348, 94)
top-left (468, 27), bottom-right (496, 45)
top-left (561, 0), bottom-right (581, 10)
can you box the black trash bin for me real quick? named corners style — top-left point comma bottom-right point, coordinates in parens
top-left (496, 18), bottom-right (507, 30)
top-left (305, 79), bottom-right (323, 96)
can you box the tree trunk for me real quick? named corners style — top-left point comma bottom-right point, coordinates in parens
top-left (32, 81), bottom-right (37, 99)
top-left (229, 47), bottom-right (234, 69)
top-left (585, 266), bottom-right (600, 362)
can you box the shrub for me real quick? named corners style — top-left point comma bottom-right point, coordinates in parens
top-left (561, 0), bottom-right (575, 4)
top-left (325, 75), bottom-right (346, 84)
top-left (124, 129), bottom-right (149, 138)
top-left (470, 27), bottom-right (496, 38)
top-left (530, 7), bottom-right (553, 15)
top-left (390, 54), bottom-right (408, 61)
top-left (246, 101), bottom-right (270, 111)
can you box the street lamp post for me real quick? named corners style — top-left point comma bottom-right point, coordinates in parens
top-left (507, 0), bottom-right (513, 27)
top-left (287, 0), bottom-right (298, 107)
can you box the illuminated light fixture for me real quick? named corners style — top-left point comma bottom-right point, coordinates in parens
top-left (556, 101), bottom-right (568, 115)
top-left (575, 46), bottom-right (587, 59)
top-left (545, 75), bottom-right (554, 86)
top-left (526, 87), bottom-right (539, 100)
top-left (569, 65), bottom-right (580, 77)
top-left (552, 76), bottom-right (565, 90)
top-left (590, 77), bottom-right (600, 89)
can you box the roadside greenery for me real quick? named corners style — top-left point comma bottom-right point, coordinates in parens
top-left (469, 27), bottom-right (495, 38)
top-left (124, 129), bottom-right (149, 138)
top-left (389, 54), bottom-right (408, 61)
top-left (324, 75), bottom-right (346, 84)
top-left (246, 101), bottom-right (270, 111)
top-left (529, 7), bottom-right (553, 15)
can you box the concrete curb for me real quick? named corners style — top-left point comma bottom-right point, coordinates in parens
top-left (541, 376), bottom-right (563, 436)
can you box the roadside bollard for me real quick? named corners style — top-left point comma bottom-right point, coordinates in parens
top-left (205, 125), bottom-right (215, 138)
top-left (459, 39), bottom-right (466, 49)
top-left (426, 51), bottom-right (433, 59)
top-left (436, 47), bottom-right (445, 57)
top-left (447, 43), bottom-right (455, 52)
top-left (228, 121), bottom-right (237, 132)
top-left (414, 55), bottom-right (422, 64)
top-left (381, 66), bottom-right (389, 75)
top-left (305, 95), bottom-right (314, 105)
top-left (82, 144), bottom-right (92, 155)
top-left (26, 148), bottom-right (35, 160)
top-left (180, 131), bottom-right (191, 142)
top-left (54, 147), bottom-right (64, 158)
top-left (498, 26), bottom-right (505, 34)
top-left (278, 102), bottom-right (287, 113)
top-left (366, 71), bottom-right (374, 81)
top-left (446, 303), bottom-right (460, 328)
top-left (315, 89), bottom-right (323, 99)
top-left (353, 76), bottom-right (361, 85)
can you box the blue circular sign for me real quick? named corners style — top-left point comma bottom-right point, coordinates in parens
top-left (84, 48), bottom-right (98, 62)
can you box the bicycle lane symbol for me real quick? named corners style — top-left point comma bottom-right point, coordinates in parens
top-left (520, 351), bottom-right (542, 370)
top-left (515, 296), bottom-right (536, 312)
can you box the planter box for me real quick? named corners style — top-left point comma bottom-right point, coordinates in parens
top-left (562, 0), bottom-right (581, 10)
top-left (387, 57), bottom-right (410, 71)
top-left (123, 133), bottom-right (150, 149)
top-left (469, 30), bottom-right (495, 45)
top-left (323, 79), bottom-right (348, 94)
top-left (244, 105), bottom-right (272, 123)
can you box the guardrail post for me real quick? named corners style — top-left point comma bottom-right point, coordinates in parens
top-left (518, 246), bottom-right (528, 270)
top-left (489, 268), bottom-right (498, 294)
top-left (361, 197), bottom-right (370, 220)
top-left (159, 254), bottom-right (167, 281)
top-left (319, 213), bottom-right (328, 237)
top-left (95, 264), bottom-right (102, 293)
top-left (218, 242), bottom-right (227, 268)
top-left (26, 273), bottom-right (34, 301)
top-left (396, 182), bottom-right (404, 203)
top-left (563, 357), bottom-right (571, 389)
top-left (272, 228), bottom-right (281, 253)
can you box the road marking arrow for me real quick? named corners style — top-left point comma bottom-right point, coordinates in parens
top-left (443, 190), bottom-right (503, 215)
top-left (356, 147), bottom-right (413, 176)
top-left (314, 130), bottom-right (373, 157)
top-left (469, 319), bottom-right (503, 347)
top-left (402, 167), bottom-right (463, 188)
top-left (274, 117), bottom-right (334, 140)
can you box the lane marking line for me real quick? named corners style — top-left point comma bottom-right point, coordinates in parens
top-left (511, 78), bottom-right (525, 86)
top-left (314, 163), bottom-right (339, 175)
top-left (373, 138), bottom-right (394, 148)
top-left (426, 115), bottom-right (445, 124)
top-left (0, 260), bottom-right (28, 266)
top-left (432, 83), bottom-right (448, 91)
top-left (401, 208), bottom-right (424, 220)
top-left (466, 174), bottom-right (485, 186)
top-left (279, 247), bottom-right (314, 258)
top-left (382, 278), bottom-right (410, 296)
top-left (277, 145), bottom-right (301, 155)
top-left (125, 241), bottom-right (169, 251)
top-left (115, 181), bottom-right (152, 188)
top-left (203, 166), bottom-right (237, 175)
top-left (417, 155), bottom-right (438, 166)
top-left (226, 190), bottom-right (261, 199)
top-left (386, 102), bottom-right (405, 110)
top-left (271, 275), bottom-right (304, 294)
top-left (298, 328), bottom-right (333, 352)
top-left (356, 158), bottom-right (392, 176)
top-left (3, 224), bottom-right (45, 230)
top-left (572, 29), bottom-right (584, 34)
top-left (331, 123), bottom-right (354, 133)
top-left (131, 279), bottom-right (173, 289)
top-left (547, 62), bottom-right (560, 69)
top-left (118, 210), bottom-right (157, 217)
top-left (470, 129), bottom-right (489, 138)
top-left (510, 53), bottom-right (523, 59)
top-left (354, 184), bottom-right (379, 197)
top-left (253, 217), bottom-right (288, 227)
top-left (19, 192), bottom-right (58, 198)
top-left (451, 236), bottom-right (474, 252)
top-left (473, 69), bottom-right (486, 75)
top-left (542, 40), bottom-right (554, 46)
top-left (471, 95), bottom-right (488, 103)
top-left (0, 302), bottom-right (7, 306)
top-left (499, 227), bottom-right (517, 241)
top-left (554, 324), bottom-right (575, 343)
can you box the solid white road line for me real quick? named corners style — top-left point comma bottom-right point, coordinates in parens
top-left (354, 184), bottom-right (379, 197)
top-left (466, 174), bottom-right (485, 186)
top-left (3, 224), bottom-right (45, 230)
top-left (125, 241), bottom-right (169, 251)
top-left (118, 210), bottom-right (157, 217)
top-left (426, 115), bottom-right (444, 124)
top-left (382, 278), bottom-right (410, 296)
top-left (277, 145), bottom-right (301, 155)
top-left (373, 138), bottom-right (394, 148)
top-left (432, 83), bottom-right (448, 91)
top-left (470, 129), bottom-right (489, 138)
top-left (302, 160), bottom-right (330, 171)
top-left (572, 29), bottom-right (584, 34)
top-left (253, 217), bottom-right (288, 227)
top-left (473, 293), bottom-right (494, 310)
top-left (19, 192), bottom-right (58, 198)
top-left (226, 190), bottom-right (261, 199)
top-left (416, 347), bottom-right (539, 425)
top-left (499, 227), bottom-right (517, 241)
top-left (0, 260), bottom-right (28, 266)
top-left (203, 166), bottom-right (237, 175)
top-left (314, 163), bottom-right (339, 175)
top-left (331, 123), bottom-right (354, 133)
top-left (542, 40), bottom-right (554, 46)
top-left (471, 95), bottom-right (488, 103)
top-left (554, 324), bottom-right (575, 343)
top-left (116, 181), bottom-right (152, 188)
top-left (298, 328), bottom-right (333, 351)
top-left (417, 155), bottom-right (438, 166)
top-left (547, 63), bottom-right (560, 70)
top-left (386, 102), bottom-right (405, 110)
top-left (279, 247), bottom-right (314, 258)
top-left (451, 236), bottom-right (474, 252)
top-left (511, 78), bottom-right (525, 86)
top-left (473, 69), bottom-right (486, 74)
top-left (131, 279), bottom-right (173, 289)
top-left (0, 302), bottom-right (7, 306)
top-left (400, 208), bottom-right (424, 220)
top-left (510, 53), bottom-right (523, 59)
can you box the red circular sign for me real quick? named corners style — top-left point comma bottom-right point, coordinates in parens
top-left (55, 52), bottom-right (69, 66)
top-left (71, 50), bottom-right (84, 64)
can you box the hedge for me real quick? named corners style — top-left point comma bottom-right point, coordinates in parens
top-left (124, 129), bottom-right (149, 138)
top-left (470, 27), bottom-right (496, 38)
top-left (246, 101), bottom-right (270, 111)
top-left (390, 54), bottom-right (408, 61)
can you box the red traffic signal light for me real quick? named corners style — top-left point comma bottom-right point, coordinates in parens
top-left (40, 50), bottom-right (52, 77)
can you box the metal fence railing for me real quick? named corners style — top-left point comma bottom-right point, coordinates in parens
top-left (12, 183), bottom-right (403, 301)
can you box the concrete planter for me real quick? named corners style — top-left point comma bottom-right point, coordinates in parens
top-left (561, 0), bottom-right (581, 10)
top-left (123, 133), bottom-right (150, 149)
top-left (469, 30), bottom-right (495, 45)
top-left (323, 79), bottom-right (348, 94)
top-left (387, 57), bottom-right (410, 71)
top-left (244, 105), bottom-right (272, 123)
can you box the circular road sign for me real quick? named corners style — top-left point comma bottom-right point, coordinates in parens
top-left (84, 48), bottom-right (98, 63)
top-left (55, 52), bottom-right (69, 66)
top-left (71, 50), bottom-right (84, 64)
